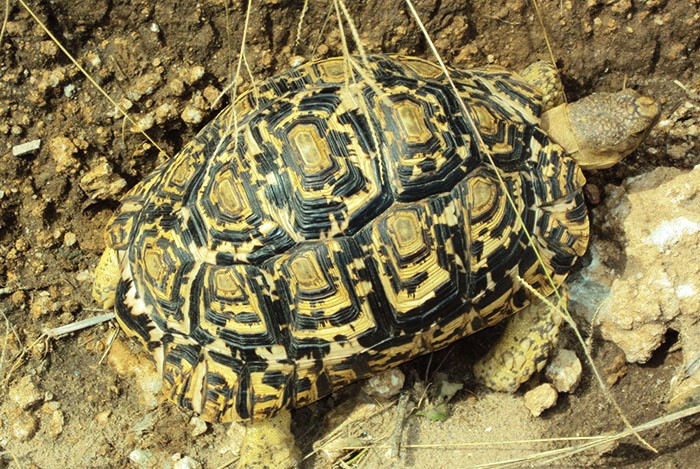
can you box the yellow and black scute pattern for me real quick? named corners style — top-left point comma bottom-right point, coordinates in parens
top-left (106, 56), bottom-right (588, 422)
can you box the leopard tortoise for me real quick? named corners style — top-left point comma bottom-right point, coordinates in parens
top-left (93, 55), bottom-right (659, 467)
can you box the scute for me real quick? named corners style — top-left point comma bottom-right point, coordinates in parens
top-left (108, 55), bottom-right (589, 423)
top-left (193, 264), bottom-right (280, 350)
top-left (367, 192), bottom-right (471, 332)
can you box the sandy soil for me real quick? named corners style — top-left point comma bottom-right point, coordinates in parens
top-left (1, 0), bottom-right (699, 467)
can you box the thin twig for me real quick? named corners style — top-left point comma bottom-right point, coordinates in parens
top-left (44, 313), bottom-right (115, 338)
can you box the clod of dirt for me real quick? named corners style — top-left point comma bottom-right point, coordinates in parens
top-left (36, 67), bottom-right (67, 94)
top-left (41, 402), bottom-right (65, 438)
top-left (155, 102), bottom-right (178, 124)
top-left (48, 136), bottom-right (80, 174)
top-left (657, 99), bottom-right (700, 166)
top-left (128, 72), bottom-right (163, 103)
top-left (603, 350), bottom-right (629, 386)
top-left (131, 113), bottom-right (156, 133)
top-left (8, 375), bottom-right (43, 410)
top-left (29, 289), bottom-right (61, 319)
top-left (524, 383), bottom-right (558, 417)
top-left (595, 164), bottom-right (700, 408)
top-left (79, 158), bottom-right (128, 200)
top-left (183, 65), bottom-right (205, 86)
top-left (202, 86), bottom-right (222, 108)
top-left (544, 348), bottom-right (582, 393)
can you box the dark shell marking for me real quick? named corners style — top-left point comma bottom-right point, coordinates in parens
top-left (106, 55), bottom-right (588, 422)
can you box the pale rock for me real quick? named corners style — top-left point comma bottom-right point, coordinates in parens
top-left (172, 455), bottom-right (202, 469)
top-left (524, 383), bottom-right (558, 417)
top-left (592, 165), bottom-right (700, 410)
top-left (9, 375), bottom-right (43, 409)
top-left (545, 348), bottom-right (582, 393)
top-left (190, 416), bottom-right (208, 437)
top-left (363, 368), bottom-right (406, 399)
top-left (596, 165), bottom-right (700, 363)
top-left (12, 412), bottom-right (38, 441)
top-left (129, 449), bottom-right (156, 468)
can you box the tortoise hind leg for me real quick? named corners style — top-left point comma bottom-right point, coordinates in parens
top-left (472, 292), bottom-right (565, 393)
top-left (238, 409), bottom-right (300, 468)
top-left (519, 61), bottom-right (566, 113)
top-left (93, 247), bottom-right (120, 309)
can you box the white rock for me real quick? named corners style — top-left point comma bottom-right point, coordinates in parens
top-left (129, 449), bottom-right (156, 468)
top-left (172, 455), bottom-right (202, 469)
top-left (190, 416), bottom-right (208, 437)
top-left (12, 139), bottom-right (41, 156)
top-left (363, 368), bottom-right (405, 399)
top-left (181, 106), bottom-right (203, 125)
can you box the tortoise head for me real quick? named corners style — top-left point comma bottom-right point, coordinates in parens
top-left (541, 89), bottom-right (660, 170)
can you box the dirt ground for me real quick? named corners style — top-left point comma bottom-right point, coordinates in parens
top-left (1, 0), bottom-right (699, 468)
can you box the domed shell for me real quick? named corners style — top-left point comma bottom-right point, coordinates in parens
top-left (105, 55), bottom-right (588, 422)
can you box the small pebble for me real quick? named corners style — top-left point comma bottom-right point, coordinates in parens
top-left (524, 383), bottom-right (558, 417)
top-left (46, 406), bottom-right (65, 437)
top-left (363, 368), bottom-right (405, 399)
top-left (9, 375), bottom-right (43, 410)
top-left (187, 65), bottom-right (205, 85)
top-left (172, 455), bottom-right (202, 469)
top-left (289, 55), bottom-right (306, 67)
top-left (76, 269), bottom-right (92, 283)
top-left (95, 409), bottom-right (112, 425)
top-left (129, 448), bottom-right (156, 468)
top-left (544, 348), bottom-right (582, 393)
top-left (190, 416), bottom-right (208, 437)
top-left (131, 113), bottom-right (155, 133)
top-left (64, 232), bottom-right (78, 247)
top-left (181, 106), bottom-right (204, 125)
top-left (12, 412), bottom-right (39, 441)
top-left (12, 139), bottom-right (42, 157)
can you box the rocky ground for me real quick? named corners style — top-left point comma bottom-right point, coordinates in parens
top-left (1, 0), bottom-right (699, 467)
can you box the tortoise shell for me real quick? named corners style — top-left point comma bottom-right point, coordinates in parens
top-left (105, 55), bottom-right (589, 422)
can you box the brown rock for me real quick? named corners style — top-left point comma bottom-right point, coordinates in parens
top-left (524, 383), bottom-right (558, 417)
